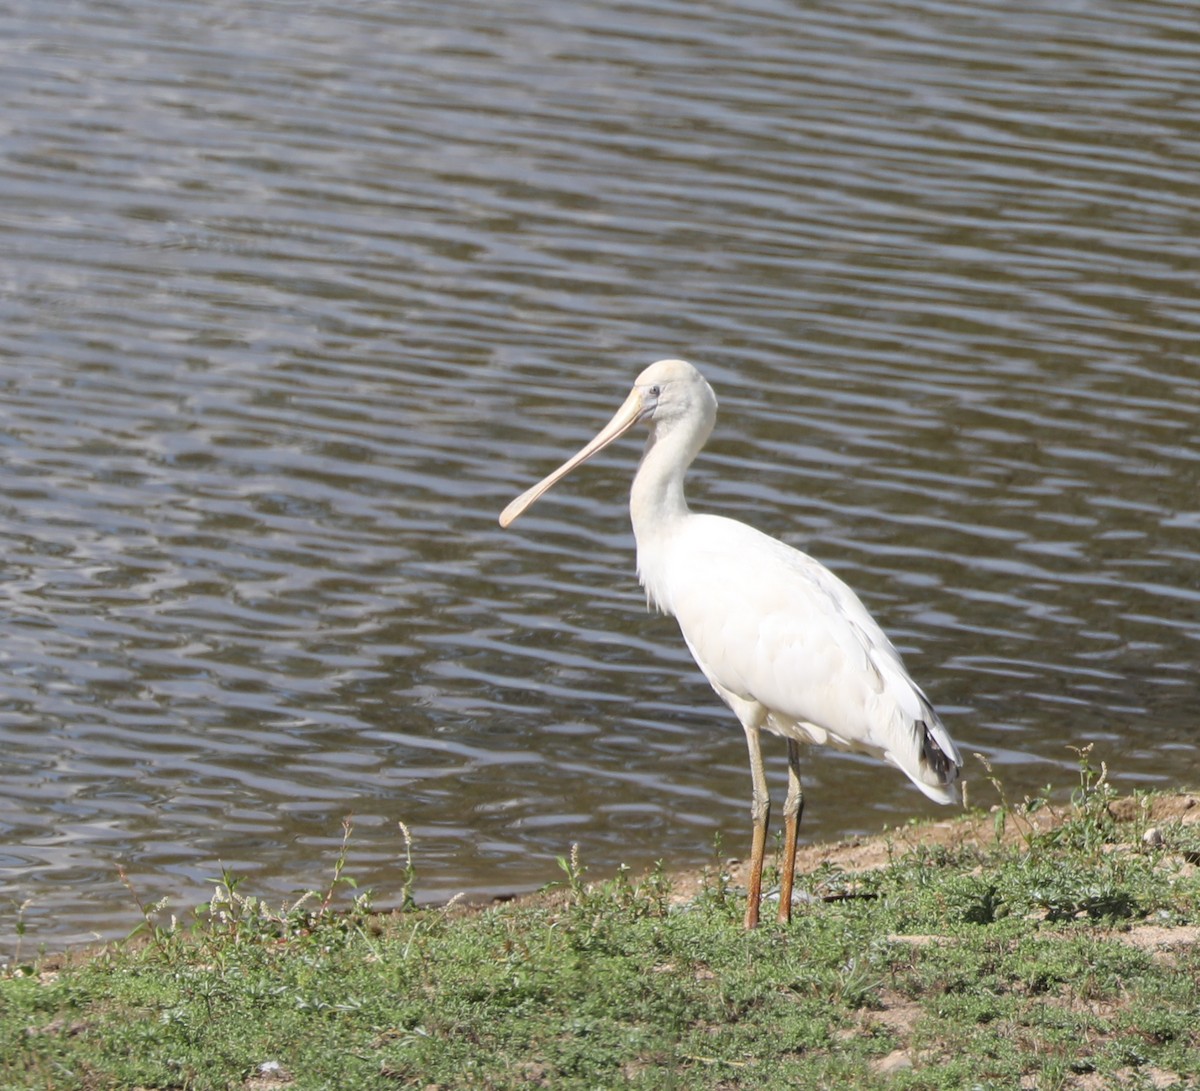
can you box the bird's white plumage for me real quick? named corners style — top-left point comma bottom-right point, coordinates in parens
top-left (500, 357), bottom-right (962, 926)
top-left (645, 512), bottom-right (957, 801)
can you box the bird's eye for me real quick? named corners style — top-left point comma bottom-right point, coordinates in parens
top-left (650, 385), bottom-right (661, 398)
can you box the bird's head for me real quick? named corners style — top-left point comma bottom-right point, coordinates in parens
top-left (499, 358), bottom-right (717, 527)
top-left (629, 358), bottom-right (718, 436)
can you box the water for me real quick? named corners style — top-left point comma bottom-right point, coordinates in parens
top-left (1, 0), bottom-right (1198, 947)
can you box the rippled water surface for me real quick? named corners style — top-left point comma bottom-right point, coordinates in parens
top-left (2, 0), bottom-right (1198, 945)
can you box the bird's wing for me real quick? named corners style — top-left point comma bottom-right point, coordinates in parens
top-left (664, 514), bottom-right (960, 797)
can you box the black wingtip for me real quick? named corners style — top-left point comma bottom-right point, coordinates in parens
top-left (918, 721), bottom-right (959, 785)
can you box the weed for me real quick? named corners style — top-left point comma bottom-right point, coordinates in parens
top-left (3, 898), bottom-right (35, 973)
top-left (831, 949), bottom-right (885, 1009)
top-left (398, 819), bottom-right (418, 911)
top-left (973, 750), bottom-right (1050, 849)
top-left (638, 859), bottom-right (673, 917)
top-left (955, 879), bottom-right (1006, 925)
top-left (1061, 743), bottom-right (1119, 848)
top-left (117, 865), bottom-right (175, 955)
top-left (318, 812), bottom-right (359, 914)
top-left (1163, 820), bottom-right (1200, 866)
top-left (554, 841), bottom-right (588, 906)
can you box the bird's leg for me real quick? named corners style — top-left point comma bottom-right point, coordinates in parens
top-left (777, 738), bottom-right (804, 924)
top-left (741, 722), bottom-right (770, 930)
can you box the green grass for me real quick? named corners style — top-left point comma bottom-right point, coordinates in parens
top-left (3, 754), bottom-right (1199, 1090)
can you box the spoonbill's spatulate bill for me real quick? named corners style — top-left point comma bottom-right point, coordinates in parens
top-left (500, 359), bottom-right (962, 928)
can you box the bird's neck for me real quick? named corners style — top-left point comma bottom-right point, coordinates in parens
top-left (630, 424), bottom-right (693, 539)
top-left (629, 422), bottom-right (704, 617)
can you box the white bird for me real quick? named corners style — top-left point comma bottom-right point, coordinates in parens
top-left (500, 359), bottom-right (962, 928)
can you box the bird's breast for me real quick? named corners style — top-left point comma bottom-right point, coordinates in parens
top-left (634, 530), bottom-right (678, 617)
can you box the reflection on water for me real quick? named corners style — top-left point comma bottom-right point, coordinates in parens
top-left (1, 0), bottom-right (1198, 945)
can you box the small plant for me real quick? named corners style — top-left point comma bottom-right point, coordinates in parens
top-left (398, 820), bottom-right (418, 911)
top-left (958, 880), bottom-right (1006, 925)
top-left (973, 751), bottom-right (1048, 849)
top-left (117, 866), bottom-right (177, 956)
top-left (1069, 744), bottom-right (1117, 817)
top-left (637, 860), bottom-right (672, 917)
top-left (3, 898), bottom-right (36, 975)
top-left (691, 833), bottom-right (733, 914)
top-left (1043, 745), bottom-right (1119, 859)
top-left (118, 818), bottom-right (380, 960)
top-left (554, 842), bottom-right (589, 906)
top-left (196, 863), bottom-right (309, 943)
top-left (1028, 874), bottom-right (1138, 923)
top-left (1165, 822), bottom-right (1200, 865)
top-left (318, 813), bottom-right (360, 914)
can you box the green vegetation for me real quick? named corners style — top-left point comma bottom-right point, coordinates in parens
top-left (3, 753), bottom-right (1199, 1090)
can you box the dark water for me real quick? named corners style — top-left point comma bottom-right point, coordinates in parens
top-left (1, 0), bottom-right (1198, 947)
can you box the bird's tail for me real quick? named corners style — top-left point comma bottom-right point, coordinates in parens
top-left (908, 715), bottom-right (962, 804)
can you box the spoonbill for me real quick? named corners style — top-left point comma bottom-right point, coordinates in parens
top-left (499, 359), bottom-right (962, 928)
